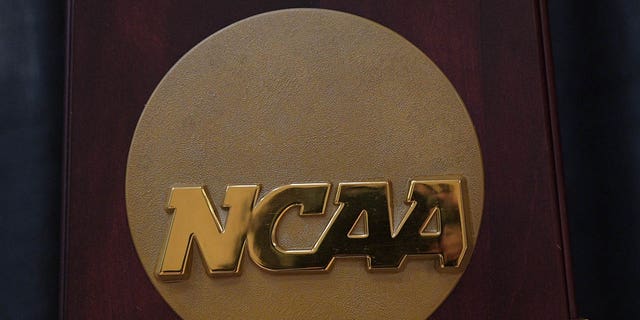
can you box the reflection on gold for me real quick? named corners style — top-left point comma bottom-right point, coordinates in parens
top-left (156, 177), bottom-right (470, 281)
top-left (156, 185), bottom-right (259, 281)
top-left (411, 180), bottom-right (468, 267)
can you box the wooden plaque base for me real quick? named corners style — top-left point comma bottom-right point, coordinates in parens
top-left (62, 1), bottom-right (575, 318)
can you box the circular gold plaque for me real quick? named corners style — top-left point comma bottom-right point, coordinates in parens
top-left (127, 9), bottom-right (483, 319)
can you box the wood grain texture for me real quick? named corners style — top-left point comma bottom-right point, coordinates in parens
top-left (61, 0), bottom-right (576, 318)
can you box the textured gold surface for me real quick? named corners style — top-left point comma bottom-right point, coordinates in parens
top-left (126, 8), bottom-right (483, 319)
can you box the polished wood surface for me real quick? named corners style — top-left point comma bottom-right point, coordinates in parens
top-left (62, 1), bottom-right (575, 318)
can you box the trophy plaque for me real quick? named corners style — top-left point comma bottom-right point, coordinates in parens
top-left (61, 1), bottom-right (575, 319)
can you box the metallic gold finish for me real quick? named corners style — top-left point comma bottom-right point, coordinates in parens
top-left (347, 210), bottom-right (368, 239)
top-left (255, 183), bottom-right (331, 257)
top-left (126, 8), bottom-right (484, 320)
top-left (156, 185), bottom-right (258, 281)
top-left (158, 178), bottom-right (468, 277)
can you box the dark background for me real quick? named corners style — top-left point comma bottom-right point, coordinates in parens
top-left (0, 1), bottom-right (637, 318)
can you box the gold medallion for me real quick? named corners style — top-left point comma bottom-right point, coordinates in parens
top-left (127, 8), bottom-right (483, 319)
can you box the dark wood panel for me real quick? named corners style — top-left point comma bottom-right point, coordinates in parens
top-left (62, 0), bottom-right (575, 318)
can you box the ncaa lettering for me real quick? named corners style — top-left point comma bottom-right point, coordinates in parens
top-left (157, 178), bottom-right (469, 281)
